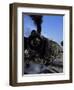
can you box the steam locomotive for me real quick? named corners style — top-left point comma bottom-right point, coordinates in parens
top-left (24, 30), bottom-right (47, 58)
top-left (24, 15), bottom-right (63, 74)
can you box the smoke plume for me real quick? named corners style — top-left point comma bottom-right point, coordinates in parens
top-left (30, 15), bottom-right (43, 34)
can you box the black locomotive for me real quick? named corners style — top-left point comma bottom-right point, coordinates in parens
top-left (24, 30), bottom-right (47, 58)
top-left (24, 15), bottom-right (63, 74)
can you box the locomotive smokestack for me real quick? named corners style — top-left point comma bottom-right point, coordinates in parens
top-left (30, 15), bottom-right (43, 35)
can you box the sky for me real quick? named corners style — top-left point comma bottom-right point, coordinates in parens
top-left (23, 15), bottom-right (63, 44)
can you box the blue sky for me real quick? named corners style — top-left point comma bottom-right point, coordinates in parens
top-left (23, 15), bottom-right (63, 44)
